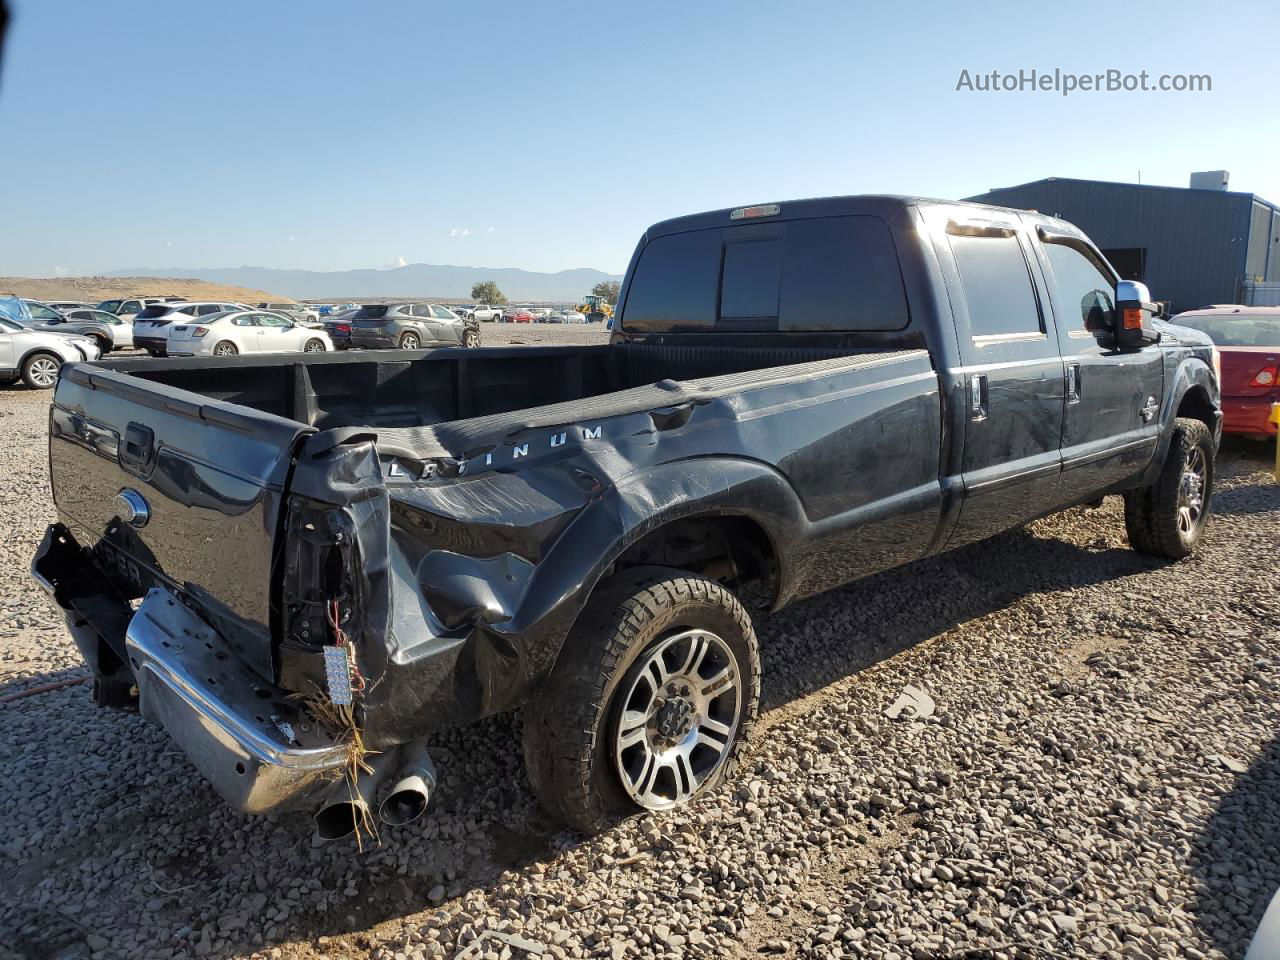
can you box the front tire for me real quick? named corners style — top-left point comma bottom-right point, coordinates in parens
top-left (463, 329), bottom-right (480, 348)
top-left (303, 338), bottom-right (326, 353)
top-left (1124, 417), bottom-right (1215, 559)
top-left (523, 567), bottom-right (760, 833)
top-left (21, 352), bottom-right (62, 389)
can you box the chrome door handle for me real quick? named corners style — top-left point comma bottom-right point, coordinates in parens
top-left (1066, 362), bottom-right (1081, 404)
top-left (969, 373), bottom-right (988, 420)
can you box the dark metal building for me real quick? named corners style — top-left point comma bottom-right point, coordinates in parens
top-left (966, 177), bottom-right (1280, 311)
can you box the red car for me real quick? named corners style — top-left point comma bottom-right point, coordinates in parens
top-left (1172, 306), bottom-right (1280, 437)
top-left (502, 307), bottom-right (534, 324)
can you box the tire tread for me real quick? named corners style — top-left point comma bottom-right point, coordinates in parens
top-left (522, 567), bottom-right (759, 833)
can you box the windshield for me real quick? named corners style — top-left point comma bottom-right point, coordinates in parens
top-left (1175, 314), bottom-right (1280, 347)
top-left (354, 305), bottom-right (390, 319)
top-left (0, 317), bottom-right (28, 332)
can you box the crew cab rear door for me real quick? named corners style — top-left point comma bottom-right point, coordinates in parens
top-left (932, 213), bottom-right (1066, 546)
top-left (46, 365), bottom-right (313, 679)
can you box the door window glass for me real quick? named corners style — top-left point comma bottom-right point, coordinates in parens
top-left (949, 234), bottom-right (1043, 338)
top-left (1044, 242), bottom-right (1116, 334)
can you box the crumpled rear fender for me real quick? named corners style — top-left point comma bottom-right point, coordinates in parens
top-left (498, 456), bottom-right (808, 680)
top-left (340, 456), bottom-right (808, 745)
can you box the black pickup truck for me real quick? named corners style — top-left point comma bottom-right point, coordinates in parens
top-left (33, 195), bottom-right (1221, 836)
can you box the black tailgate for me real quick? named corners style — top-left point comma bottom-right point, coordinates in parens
top-left (47, 365), bottom-right (314, 679)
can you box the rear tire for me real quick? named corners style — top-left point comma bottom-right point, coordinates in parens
top-left (212, 341), bottom-right (238, 357)
top-left (1124, 417), bottom-right (1215, 559)
top-left (523, 567), bottom-right (760, 834)
top-left (399, 332), bottom-right (420, 350)
top-left (21, 352), bottom-right (62, 389)
top-left (91, 334), bottom-right (111, 354)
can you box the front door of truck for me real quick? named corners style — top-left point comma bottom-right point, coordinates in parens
top-left (1032, 229), bottom-right (1165, 503)
top-left (938, 217), bottom-right (1066, 547)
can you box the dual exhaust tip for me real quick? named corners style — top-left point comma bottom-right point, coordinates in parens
top-left (314, 739), bottom-right (436, 842)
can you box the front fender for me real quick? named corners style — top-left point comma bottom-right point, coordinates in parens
top-left (1135, 356), bottom-right (1221, 488)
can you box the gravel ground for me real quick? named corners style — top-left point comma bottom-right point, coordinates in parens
top-left (0, 364), bottom-right (1277, 960)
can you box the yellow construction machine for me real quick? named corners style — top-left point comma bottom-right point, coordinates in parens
top-left (577, 294), bottom-right (614, 323)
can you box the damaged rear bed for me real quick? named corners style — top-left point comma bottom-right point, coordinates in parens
top-left (34, 341), bottom-right (940, 822)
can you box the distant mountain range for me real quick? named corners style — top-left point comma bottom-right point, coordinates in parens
top-left (105, 263), bottom-right (624, 301)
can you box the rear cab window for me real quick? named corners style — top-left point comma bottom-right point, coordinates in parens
top-left (620, 215), bottom-right (909, 334)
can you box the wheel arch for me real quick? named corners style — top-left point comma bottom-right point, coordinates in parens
top-left (511, 457), bottom-right (805, 688)
top-left (18, 345), bottom-right (67, 371)
top-left (1133, 356), bottom-right (1222, 489)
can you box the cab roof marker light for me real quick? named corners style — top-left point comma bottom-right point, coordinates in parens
top-left (730, 204), bottom-right (780, 221)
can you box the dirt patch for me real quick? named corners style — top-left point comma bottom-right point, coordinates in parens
top-left (0, 275), bottom-right (292, 305)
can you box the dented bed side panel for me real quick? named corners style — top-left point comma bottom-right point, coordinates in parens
top-left (345, 350), bottom-right (944, 746)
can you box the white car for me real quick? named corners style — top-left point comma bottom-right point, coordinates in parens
top-left (0, 316), bottom-right (101, 388)
top-left (132, 301), bottom-right (249, 355)
top-left (97, 296), bottom-right (178, 323)
top-left (166, 310), bottom-right (333, 357)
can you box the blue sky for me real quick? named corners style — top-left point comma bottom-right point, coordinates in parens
top-left (1, 0), bottom-right (1277, 277)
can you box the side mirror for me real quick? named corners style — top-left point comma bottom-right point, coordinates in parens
top-left (1114, 280), bottom-right (1161, 349)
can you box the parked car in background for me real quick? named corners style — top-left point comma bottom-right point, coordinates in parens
top-left (465, 303), bottom-right (503, 323)
top-left (502, 306), bottom-right (534, 323)
top-left (1171, 306), bottom-right (1279, 438)
top-left (323, 307), bottom-right (360, 349)
top-left (34, 307), bottom-right (134, 352)
top-left (96, 297), bottom-right (177, 322)
top-left (348, 303), bottom-right (481, 350)
top-left (256, 302), bottom-right (321, 325)
top-left (321, 302), bottom-right (357, 317)
top-left (0, 315), bottom-right (101, 388)
top-left (21, 300), bottom-right (69, 324)
top-left (547, 309), bottom-right (587, 324)
top-left (166, 310), bottom-right (333, 357)
top-left (133, 301), bottom-right (247, 355)
top-left (528, 307), bottom-right (552, 322)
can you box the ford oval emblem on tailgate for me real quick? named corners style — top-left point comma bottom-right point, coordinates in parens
top-left (114, 488), bottom-right (151, 528)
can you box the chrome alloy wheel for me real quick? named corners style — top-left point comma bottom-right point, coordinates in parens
top-left (1177, 445), bottom-right (1207, 534)
top-left (27, 356), bottom-right (60, 387)
top-left (612, 628), bottom-right (741, 810)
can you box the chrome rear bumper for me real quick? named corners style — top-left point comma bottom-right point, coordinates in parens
top-left (125, 589), bottom-right (349, 814)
